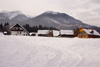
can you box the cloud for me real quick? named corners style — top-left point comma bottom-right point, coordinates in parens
top-left (90, 0), bottom-right (100, 4)
top-left (0, 0), bottom-right (100, 26)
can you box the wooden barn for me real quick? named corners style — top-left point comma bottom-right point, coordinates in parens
top-left (75, 28), bottom-right (100, 38)
top-left (37, 30), bottom-right (50, 37)
top-left (10, 23), bottom-right (29, 36)
top-left (60, 30), bottom-right (75, 37)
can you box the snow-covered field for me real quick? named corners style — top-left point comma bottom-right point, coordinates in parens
top-left (0, 33), bottom-right (100, 67)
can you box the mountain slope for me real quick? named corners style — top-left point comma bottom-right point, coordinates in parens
top-left (0, 11), bottom-right (99, 31)
top-left (25, 11), bottom-right (89, 29)
top-left (0, 11), bottom-right (30, 24)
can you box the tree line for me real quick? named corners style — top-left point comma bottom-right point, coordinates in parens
top-left (23, 24), bottom-right (57, 32)
top-left (0, 22), bottom-right (10, 32)
top-left (0, 22), bottom-right (57, 33)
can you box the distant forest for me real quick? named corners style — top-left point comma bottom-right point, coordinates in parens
top-left (0, 22), bottom-right (57, 33)
top-left (23, 24), bottom-right (57, 32)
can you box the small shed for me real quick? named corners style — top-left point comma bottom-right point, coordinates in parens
top-left (75, 28), bottom-right (100, 38)
top-left (60, 30), bottom-right (75, 37)
top-left (37, 30), bottom-right (50, 37)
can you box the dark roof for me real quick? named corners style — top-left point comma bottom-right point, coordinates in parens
top-left (10, 23), bottom-right (29, 34)
top-left (13, 24), bottom-right (21, 27)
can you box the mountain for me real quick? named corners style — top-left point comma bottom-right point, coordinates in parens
top-left (0, 10), bottom-right (30, 24)
top-left (24, 11), bottom-right (90, 29)
top-left (0, 10), bottom-right (100, 32)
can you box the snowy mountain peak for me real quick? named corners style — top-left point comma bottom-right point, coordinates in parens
top-left (44, 11), bottom-right (59, 15)
top-left (1, 10), bottom-right (9, 13)
top-left (1, 10), bottom-right (23, 19)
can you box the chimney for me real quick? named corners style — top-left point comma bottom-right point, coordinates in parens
top-left (90, 30), bottom-right (94, 33)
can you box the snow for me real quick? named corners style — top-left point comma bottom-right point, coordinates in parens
top-left (53, 30), bottom-right (59, 36)
top-left (4, 31), bottom-right (7, 33)
top-left (44, 11), bottom-right (59, 15)
top-left (1, 10), bottom-right (23, 19)
top-left (0, 34), bottom-right (100, 67)
top-left (0, 17), bottom-right (5, 19)
top-left (51, 19), bottom-right (60, 24)
top-left (29, 32), bottom-right (36, 35)
top-left (60, 30), bottom-right (74, 35)
top-left (83, 29), bottom-right (100, 36)
top-left (0, 32), bottom-right (3, 35)
top-left (38, 30), bottom-right (50, 34)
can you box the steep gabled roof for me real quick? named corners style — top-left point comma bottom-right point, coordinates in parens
top-left (75, 28), bottom-right (100, 36)
top-left (10, 23), bottom-right (29, 34)
top-left (60, 30), bottom-right (74, 35)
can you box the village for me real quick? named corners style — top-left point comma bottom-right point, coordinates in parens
top-left (1, 23), bottom-right (100, 38)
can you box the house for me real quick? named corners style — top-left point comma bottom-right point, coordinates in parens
top-left (75, 28), bottom-right (100, 38)
top-left (37, 30), bottom-right (50, 37)
top-left (10, 23), bottom-right (29, 36)
top-left (60, 30), bottom-right (75, 37)
top-left (50, 30), bottom-right (60, 37)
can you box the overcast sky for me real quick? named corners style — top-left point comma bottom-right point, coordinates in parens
top-left (0, 0), bottom-right (100, 27)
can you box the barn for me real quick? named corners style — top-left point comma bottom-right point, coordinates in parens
top-left (60, 30), bottom-right (75, 37)
top-left (75, 28), bottom-right (100, 38)
top-left (37, 30), bottom-right (50, 37)
top-left (10, 23), bottom-right (29, 36)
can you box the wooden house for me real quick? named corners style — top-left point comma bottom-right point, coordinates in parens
top-left (75, 28), bottom-right (100, 38)
top-left (37, 30), bottom-right (50, 37)
top-left (60, 30), bottom-right (75, 37)
top-left (10, 23), bottom-right (29, 36)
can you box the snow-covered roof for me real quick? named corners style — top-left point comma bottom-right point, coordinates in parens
top-left (38, 30), bottom-right (50, 34)
top-left (52, 30), bottom-right (59, 36)
top-left (4, 31), bottom-right (7, 33)
top-left (60, 30), bottom-right (74, 35)
top-left (83, 28), bottom-right (100, 36)
top-left (29, 32), bottom-right (36, 35)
